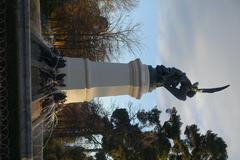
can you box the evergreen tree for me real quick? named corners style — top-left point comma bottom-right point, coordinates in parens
top-left (45, 102), bottom-right (228, 160)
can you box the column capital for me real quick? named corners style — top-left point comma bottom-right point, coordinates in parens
top-left (128, 59), bottom-right (150, 99)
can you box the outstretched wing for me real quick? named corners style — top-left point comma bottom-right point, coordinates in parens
top-left (198, 85), bottom-right (230, 93)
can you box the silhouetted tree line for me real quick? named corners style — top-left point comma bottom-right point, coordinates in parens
top-left (44, 101), bottom-right (228, 160)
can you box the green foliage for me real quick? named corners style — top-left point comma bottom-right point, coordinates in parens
top-left (184, 125), bottom-right (228, 160)
top-left (111, 109), bottom-right (131, 128)
top-left (45, 101), bottom-right (228, 160)
top-left (104, 107), bottom-right (227, 160)
top-left (163, 107), bottom-right (182, 140)
top-left (137, 108), bottom-right (161, 130)
top-left (95, 152), bottom-right (107, 160)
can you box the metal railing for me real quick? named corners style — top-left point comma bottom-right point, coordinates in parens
top-left (0, 0), bottom-right (9, 159)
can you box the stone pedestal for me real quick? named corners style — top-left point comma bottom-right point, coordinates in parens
top-left (59, 58), bottom-right (150, 103)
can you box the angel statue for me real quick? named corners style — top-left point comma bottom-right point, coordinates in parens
top-left (148, 65), bottom-right (230, 101)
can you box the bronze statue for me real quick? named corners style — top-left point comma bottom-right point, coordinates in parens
top-left (148, 65), bottom-right (230, 101)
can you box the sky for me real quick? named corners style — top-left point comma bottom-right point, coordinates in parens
top-left (99, 0), bottom-right (240, 159)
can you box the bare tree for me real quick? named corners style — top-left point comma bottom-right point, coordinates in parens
top-left (45, 0), bottom-right (142, 61)
top-left (89, 13), bottom-right (142, 61)
top-left (99, 0), bottom-right (139, 12)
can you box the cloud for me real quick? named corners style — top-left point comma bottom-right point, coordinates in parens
top-left (157, 0), bottom-right (240, 159)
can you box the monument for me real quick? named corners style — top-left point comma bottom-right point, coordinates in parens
top-left (51, 57), bottom-right (229, 103)
top-left (58, 58), bottom-right (149, 103)
top-left (38, 48), bottom-right (229, 103)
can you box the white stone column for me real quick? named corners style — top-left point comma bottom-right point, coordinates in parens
top-left (59, 58), bottom-right (150, 103)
